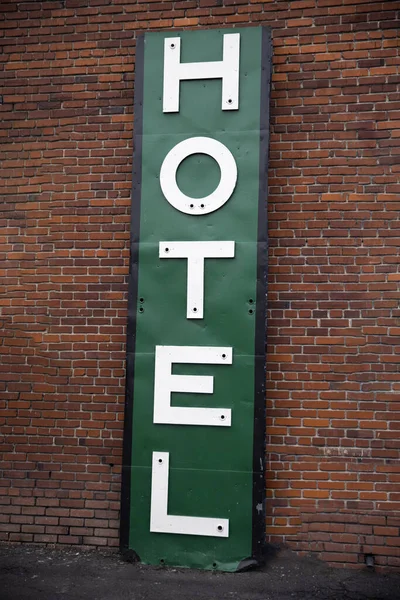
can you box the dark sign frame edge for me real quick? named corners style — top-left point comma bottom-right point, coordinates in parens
top-left (120, 33), bottom-right (145, 560)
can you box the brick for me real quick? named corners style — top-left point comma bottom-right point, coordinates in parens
top-left (0, 0), bottom-right (399, 574)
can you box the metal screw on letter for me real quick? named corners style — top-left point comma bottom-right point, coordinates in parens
top-left (170, 43), bottom-right (175, 49)
top-left (158, 458), bottom-right (163, 464)
top-left (227, 99), bottom-right (233, 104)
top-left (159, 137), bottom-right (238, 216)
top-left (217, 525), bottom-right (223, 531)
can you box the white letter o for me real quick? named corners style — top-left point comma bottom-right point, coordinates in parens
top-left (159, 137), bottom-right (237, 215)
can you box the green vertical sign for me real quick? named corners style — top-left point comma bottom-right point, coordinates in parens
top-left (121, 27), bottom-right (271, 572)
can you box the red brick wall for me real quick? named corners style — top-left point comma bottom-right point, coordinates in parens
top-left (1, 0), bottom-right (399, 570)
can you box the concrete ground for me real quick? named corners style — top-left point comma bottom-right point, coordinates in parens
top-left (0, 543), bottom-right (399, 600)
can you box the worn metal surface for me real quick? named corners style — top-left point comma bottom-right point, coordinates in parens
top-left (121, 27), bottom-right (272, 571)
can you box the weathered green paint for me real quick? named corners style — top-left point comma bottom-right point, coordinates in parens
top-left (123, 27), bottom-right (270, 571)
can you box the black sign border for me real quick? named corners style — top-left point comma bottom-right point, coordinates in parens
top-left (250, 25), bottom-right (272, 568)
top-left (120, 32), bottom-right (144, 559)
